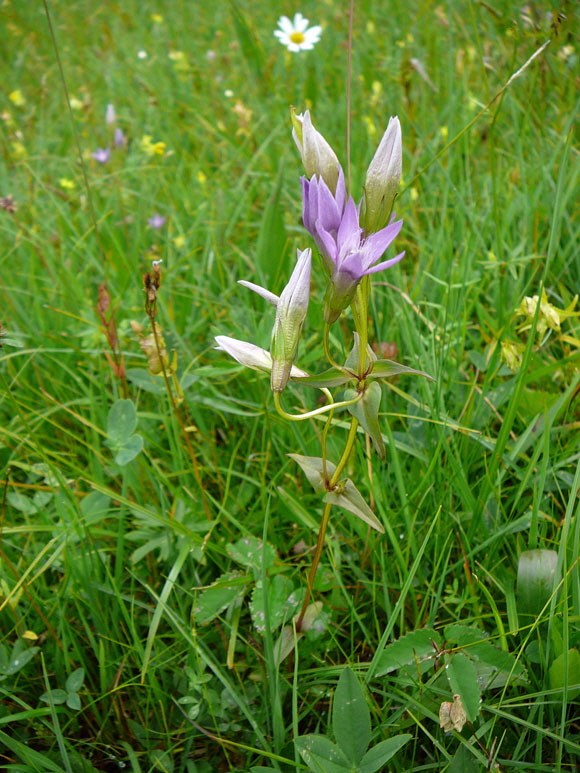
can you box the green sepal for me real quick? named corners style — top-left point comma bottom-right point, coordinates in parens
top-left (345, 381), bottom-right (385, 459)
top-left (371, 359), bottom-right (435, 381)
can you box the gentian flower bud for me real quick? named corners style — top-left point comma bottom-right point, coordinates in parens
top-left (269, 248), bottom-right (312, 391)
top-left (360, 116), bottom-right (402, 234)
top-left (291, 108), bottom-right (341, 195)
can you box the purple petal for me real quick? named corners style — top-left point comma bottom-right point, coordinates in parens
top-left (148, 213), bottom-right (166, 229)
top-left (360, 219), bottom-right (403, 268)
top-left (364, 250), bottom-right (405, 275)
top-left (92, 147), bottom-right (111, 163)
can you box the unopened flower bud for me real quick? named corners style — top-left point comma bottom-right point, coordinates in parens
top-left (291, 108), bottom-right (341, 195)
top-left (361, 116), bottom-right (402, 233)
top-left (270, 248), bottom-right (312, 391)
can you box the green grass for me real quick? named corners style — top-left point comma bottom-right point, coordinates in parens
top-left (1, 0), bottom-right (580, 770)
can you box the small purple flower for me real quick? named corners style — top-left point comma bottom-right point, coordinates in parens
top-left (302, 172), bottom-right (404, 322)
top-left (148, 213), bottom-right (166, 229)
top-left (114, 127), bottom-right (126, 148)
top-left (92, 147), bottom-right (111, 164)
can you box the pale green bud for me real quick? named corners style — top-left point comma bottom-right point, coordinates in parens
top-left (215, 335), bottom-right (309, 380)
top-left (291, 108), bottom-right (340, 194)
top-left (361, 116), bottom-right (402, 233)
top-left (269, 248), bottom-right (312, 392)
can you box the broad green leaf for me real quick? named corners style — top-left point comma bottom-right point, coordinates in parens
top-left (250, 575), bottom-right (302, 634)
top-left (293, 368), bottom-right (355, 389)
top-left (289, 454), bottom-right (335, 493)
top-left (446, 652), bottom-right (481, 722)
top-left (66, 692), bottom-right (81, 711)
top-left (467, 641), bottom-right (527, 685)
top-left (80, 491), bottom-right (110, 518)
top-left (65, 669), bottom-right (85, 695)
top-left (375, 629), bottom-right (440, 677)
top-left (4, 644), bottom-right (39, 676)
top-left (332, 667), bottom-right (371, 764)
top-left (324, 478), bottom-right (384, 533)
top-left (345, 381), bottom-right (385, 459)
top-left (548, 648), bottom-right (580, 701)
top-left (150, 748), bottom-right (174, 773)
top-left (371, 359), bottom-right (434, 381)
top-left (444, 624), bottom-right (486, 646)
top-left (517, 549), bottom-right (559, 619)
top-left (193, 571), bottom-right (248, 625)
top-left (295, 735), bottom-right (351, 773)
top-left (226, 536), bottom-right (276, 572)
top-left (65, 668), bottom-right (85, 693)
top-left (115, 434), bottom-right (143, 466)
top-left (40, 688), bottom-right (68, 705)
top-left (448, 744), bottom-right (481, 773)
top-left (359, 734), bottom-right (412, 773)
top-left (107, 399), bottom-right (138, 445)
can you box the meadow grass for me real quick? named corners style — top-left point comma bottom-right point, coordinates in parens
top-left (1, 0), bottom-right (579, 770)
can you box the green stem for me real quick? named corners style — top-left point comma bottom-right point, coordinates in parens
top-left (295, 416), bottom-right (359, 630)
top-left (273, 389), bottom-right (363, 422)
top-left (323, 322), bottom-right (347, 372)
top-left (351, 276), bottom-right (371, 378)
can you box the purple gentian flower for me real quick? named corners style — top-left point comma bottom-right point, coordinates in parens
top-left (114, 128), bottom-right (126, 148)
top-left (302, 172), bottom-right (404, 322)
top-left (148, 213), bottom-right (166, 229)
top-left (92, 147), bottom-right (111, 164)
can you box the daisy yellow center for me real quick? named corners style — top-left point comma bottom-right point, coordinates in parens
top-left (290, 31), bottom-right (306, 44)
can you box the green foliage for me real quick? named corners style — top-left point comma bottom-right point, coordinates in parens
top-left (295, 667), bottom-right (411, 772)
top-left (1, 0), bottom-right (579, 769)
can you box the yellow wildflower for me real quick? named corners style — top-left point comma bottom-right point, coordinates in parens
top-left (172, 234), bottom-right (186, 249)
top-left (9, 89), bottom-right (25, 107)
top-left (10, 141), bottom-right (26, 159)
top-left (197, 170), bottom-right (207, 184)
top-left (140, 135), bottom-right (166, 156)
top-left (59, 178), bottom-right (75, 190)
top-left (151, 13), bottom-right (163, 23)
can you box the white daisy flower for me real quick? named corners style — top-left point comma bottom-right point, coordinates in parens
top-left (274, 13), bottom-right (322, 53)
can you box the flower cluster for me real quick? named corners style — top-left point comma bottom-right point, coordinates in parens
top-left (91, 104), bottom-right (126, 164)
top-left (216, 108), bottom-right (403, 390)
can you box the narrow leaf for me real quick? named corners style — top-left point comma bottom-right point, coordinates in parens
top-left (345, 381), bottom-right (385, 459)
top-left (371, 359), bottom-right (434, 381)
top-left (359, 735), bottom-right (412, 773)
top-left (332, 667), bottom-right (371, 764)
top-left (288, 454), bottom-right (335, 493)
top-left (324, 479), bottom-right (384, 532)
top-left (293, 368), bottom-right (355, 388)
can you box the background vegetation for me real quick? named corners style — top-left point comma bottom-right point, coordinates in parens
top-left (1, 0), bottom-right (579, 770)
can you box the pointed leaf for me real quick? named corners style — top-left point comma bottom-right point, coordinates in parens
top-left (345, 333), bottom-right (376, 372)
top-left (345, 381), bottom-right (385, 459)
top-left (371, 359), bottom-right (434, 381)
top-left (359, 735), bottom-right (412, 773)
top-left (274, 625), bottom-right (304, 666)
top-left (332, 667), bottom-right (371, 764)
top-left (293, 368), bottom-right (355, 389)
top-left (324, 479), bottom-right (384, 533)
top-left (288, 454), bottom-right (335, 493)
top-left (295, 735), bottom-right (351, 773)
top-left (115, 434), bottom-right (143, 466)
top-left (40, 689), bottom-right (68, 705)
top-left (446, 652), bottom-right (481, 722)
top-left (375, 629), bottom-right (441, 676)
top-left (107, 399), bottom-right (138, 445)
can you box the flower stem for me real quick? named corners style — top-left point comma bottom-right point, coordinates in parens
top-left (295, 416), bottom-right (359, 630)
top-left (273, 389), bottom-right (363, 422)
